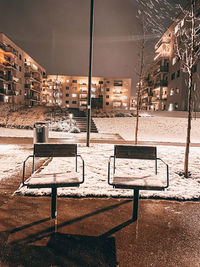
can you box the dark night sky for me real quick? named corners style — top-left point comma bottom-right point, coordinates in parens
top-left (0, 0), bottom-right (187, 94)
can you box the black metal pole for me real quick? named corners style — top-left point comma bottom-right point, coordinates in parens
top-left (87, 0), bottom-right (94, 147)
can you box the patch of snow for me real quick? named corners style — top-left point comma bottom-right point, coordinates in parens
top-left (16, 144), bottom-right (200, 200)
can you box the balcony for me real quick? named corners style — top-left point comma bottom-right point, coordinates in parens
top-left (153, 66), bottom-right (169, 76)
top-left (0, 88), bottom-right (6, 95)
top-left (25, 94), bottom-right (40, 101)
top-left (161, 94), bottom-right (168, 100)
top-left (154, 80), bottom-right (168, 88)
top-left (5, 90), bottom-right (16, 96)
top-left (151, 96), bottom-right (160, 102)
top-left (30, 86), bottom-right (41, 92)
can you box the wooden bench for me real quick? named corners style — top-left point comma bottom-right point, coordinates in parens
top-left (22, 143), bottom-right (84, 218)
top-left (108, 145), bottom-right (169, 221)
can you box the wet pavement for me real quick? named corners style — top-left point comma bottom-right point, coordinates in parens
top-left (0, 137), bottom-right (200, 266)
top-left (0, 196), bottom-right (199, 266)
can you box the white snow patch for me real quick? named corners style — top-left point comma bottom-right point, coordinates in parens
top-left (16, 144), bottom-right (200, 200)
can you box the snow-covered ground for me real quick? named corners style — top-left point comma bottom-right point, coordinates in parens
top-left (14, 143), bottom-right (200, 200)
top-left (94, 117), bottom-right (200, 142)
top-left (0, 144), bottom-right (31, 181)
top-left (0, 116), bottom-right (200, 200)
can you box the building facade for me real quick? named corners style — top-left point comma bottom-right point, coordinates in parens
top-left (41, 75), bottom-right (131, 111)
top-left (141, 3), bottom-right (200, 112)
top-left (0, 33), bottom-right (46, 107)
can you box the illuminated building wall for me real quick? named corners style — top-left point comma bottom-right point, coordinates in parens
top-left (42, 75), bottom-right (131, 111)
top-left (0, 33), bottom-right (46, 107)
top-left (141, 3), bottom-right (200, 112)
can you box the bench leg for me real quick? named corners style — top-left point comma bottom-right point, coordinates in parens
top-left (133, 189), bottom-right (139, 221)
top-left (51, 187), bottom-right (57, 219)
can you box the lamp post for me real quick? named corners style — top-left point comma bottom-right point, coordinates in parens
top-left (86, 0), bottom-right (94, 147)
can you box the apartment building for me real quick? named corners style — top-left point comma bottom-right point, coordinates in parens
top-left (141, 3), bottom-right (200, 112)
top-left (41, 75), bottom-right (131, 111)
top-left (0, 33), bottom-right (46, 107)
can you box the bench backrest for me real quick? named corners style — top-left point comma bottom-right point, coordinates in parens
top-left (114, 145), bottom-right (157, 160)
top-left (34, 143), bottom-right (77, 157)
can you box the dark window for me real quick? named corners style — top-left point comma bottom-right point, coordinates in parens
top-left (106, 81), bottom-right (110, 84)
top-left (177, 70), bottom-right (180, 78)
top-left (65, 100), bottom-right (69, 104)
top-left (196, 8), bottom-right (200, 17)
top-left (106, 88), bottom-right (110, 92)
top-left (106, 102), bottom-right (109, 105)
top-left (72, 101), bottom-right (77, 104)
top-left (106, 95), bottom-right (109, 98)
top-left (192, 64), bottom-right (197, 73)
top-left (99, 81), bottom-right (104, 84)
top-left (66, 86), bottom-right (69, 90)
top-left (66, 94), bottom-right (69, 97)
top-left (72, 80), bottom-right (77, 83)
top-left (175, 103), bottom-right (178, 110)
top-left (19, 54), bottom-right (22, 60)
top-left (196, 28), bottom-right (200, 35)
top-left (19, 66), bottom-right (22, 72)
top-left (114, 80), bottom-right (123, 86)
top-left (171, 73), bottom-right (175, 80)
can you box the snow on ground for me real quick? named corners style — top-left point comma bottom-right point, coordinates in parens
top-left (93, 117), bottom-right (200, 142)
top-left (1, 116), bottom-right (200, 200)
top-left (16, 144), bottom-right (200, 200)
top-left (0, 144), bottom-right (31, 181)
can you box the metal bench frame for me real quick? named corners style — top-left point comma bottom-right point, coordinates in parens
top-left (22, 143), bottom-right (85, 218)
top-left (108, 145), bottom-right (169, 221)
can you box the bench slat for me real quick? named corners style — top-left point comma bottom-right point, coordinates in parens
top-left (112, 174), bottom-right (166, 191)
top-left (115, 145), bottom-right (157, 160)
top-left (34, 143), bottom-right (77, 157)
top-left (26, 172), bottom-right (81, 188)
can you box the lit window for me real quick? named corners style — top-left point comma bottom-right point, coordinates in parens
top-left (174, 24), bottom-right (180, 34)
top-left (123, 103), bottom-right (127, 107)
top-left (170, 88), bottom-right (174, 96)
top-left (123, 96), bottom-right (128, 99)
top-left (91, 94), bottom-right (96, 98)
top-left (169, 103), bottom-right (173, 111)
top-left (66, 80), bottom-right (69, 83)
top-left (91, 88), bottom-right (96, 92)
top-left (72, 94), bottom-right (77, 97)
top-left (49, 86), bottom-right (52, 89)
top-left (172, 57), bottom-right (177, 65)
top-left (113, 102), bottom-right (121, 107)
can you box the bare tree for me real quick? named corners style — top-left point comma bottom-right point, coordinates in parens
top-left (134, 0), bottom-right (181, 144)
top-left (175, 0), bottom-right (200, 177)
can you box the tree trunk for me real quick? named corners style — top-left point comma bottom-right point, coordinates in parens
top-left (135, 89), bottom-right (140, 145)
top-left (184, 72), bottom-right (192, 177)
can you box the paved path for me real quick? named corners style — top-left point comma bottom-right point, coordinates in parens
top-left (1, 136), bottom-right (200, 147)
top-left (0, 196), bottom-right (199, 266)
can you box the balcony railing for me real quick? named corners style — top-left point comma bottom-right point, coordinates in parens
top-left (25, 95), bottom-right (40, 101)
top-left (154, 80), bottom-right (168, 88)
top-left (153, 66), bottom-right (169, 76)
top-left (0, 88), bottom-right (6, 94)
top-left (151, 96), bottom-right (160, 102)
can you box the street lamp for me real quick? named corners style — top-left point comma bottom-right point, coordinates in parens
top-left (86, 0), bottom-right (94, 147)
